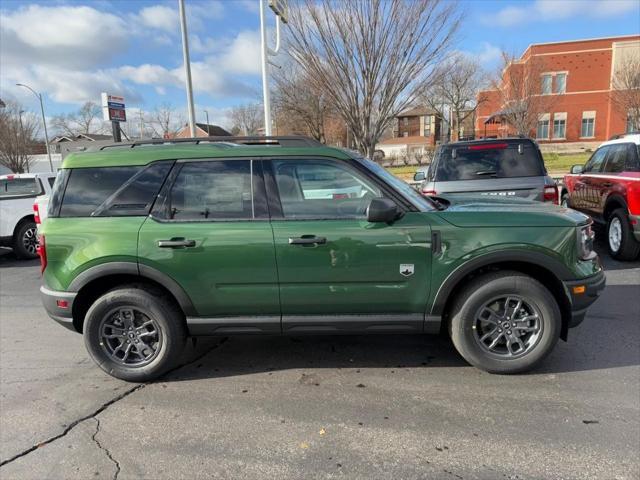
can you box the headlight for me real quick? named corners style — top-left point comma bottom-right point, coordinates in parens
top-left (577, 223), bottom-right (595, 260)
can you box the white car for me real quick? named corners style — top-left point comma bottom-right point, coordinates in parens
top-left (0, 172), bottom-right (56, 259)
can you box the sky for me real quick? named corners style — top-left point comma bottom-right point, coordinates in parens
top-left (1, 0), bottom-right (639, 132)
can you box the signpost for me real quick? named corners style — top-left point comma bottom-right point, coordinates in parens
top-left (101, 92), bottom-right (126, 142)
top-left (260, 0), bottom-right (287, 136)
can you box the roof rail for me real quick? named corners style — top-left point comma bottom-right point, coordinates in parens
top-left (98, 135), bottom-right (323, 151)
top-left (609, 131), bottom-right (640, 140)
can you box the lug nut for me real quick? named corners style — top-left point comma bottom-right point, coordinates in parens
top-left (498, 328), bottom-right (503, 333)
top-left (507, 330), bottom-right (512, 335)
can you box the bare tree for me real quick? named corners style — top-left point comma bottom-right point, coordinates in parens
top-left (0, 101), bottom-right (40, 173)
top-left (148, 103), bottom-right (184, 138)
top-left (273, 64), bottom-right (334, 143)
top-left (421, 53), bottom-right (487, 141)
top-left (611, 55), bottom-right (640, 132)
top-left (228, 103), bottom-right (263, 136)
top-left (491, 51), bottom-right (554, 137)
top-left (285, 0), bottom-right (459, 158)
top-left (51, 101), bottom-right (103, 136)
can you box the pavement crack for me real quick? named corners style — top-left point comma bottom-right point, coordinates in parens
top-left (0, 337), bottom-right (226, 468)
top-left (91, 418), bottom-right (121, 480)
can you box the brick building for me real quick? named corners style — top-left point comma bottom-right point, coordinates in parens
top-left (476, 35), bottom-right (640, 145)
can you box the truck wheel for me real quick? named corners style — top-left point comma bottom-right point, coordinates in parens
top-left (13, 220), bottom-right (39, 259)
top-left (449, 271), bottom-right (561, 374)
top-left (560, 192), bottom-right (570, 208)
top-left (83, 286), bottom-right (186, 382)
top-left (607, 208), bottom-right (640, 261)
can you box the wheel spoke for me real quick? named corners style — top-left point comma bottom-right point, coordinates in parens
top-left (479, 308), bottom-right (501, 325)
top-left (487, 332), bottom-right (504, 350)
top-left (480, 327), bottom-right (499, 343)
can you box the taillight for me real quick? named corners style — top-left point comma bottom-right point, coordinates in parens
top-left (422, 189), bottom-right (437, 196)
top-left (36, 234), bottom-right (47, 273)
top-left (33, 202), bottom-right (41, 224)
top-left (544, 185), bottom-right (559, 204)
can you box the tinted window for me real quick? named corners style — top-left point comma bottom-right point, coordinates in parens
top-left (434, 144), bottom-right (544, 181)
top-left (0, 177), bottom-right (42, 198)
top-left (603, 144), bottom-right (628, 173)
top-left (628, 146), bottom-right (640, 171)
top-left (60, 164), bottom-right (169, 217)
top-left (583, 147), bottom-right (608, 173)
top-left (47, 177), bottom-right (56, 188)
top-left (47, 169), bottom-right (69, 218)
top-left (168, 161), bottom-right (253, 220)
top-left (272, 159), bottom-right (381, 219)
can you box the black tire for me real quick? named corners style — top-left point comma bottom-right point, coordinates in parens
top-left (560, 192), bottom-right (570, 208)
top-left (13, 220), bottom-right (38, 259)
top-left (606, 208), bottom-right (640, 261)
top-left (83, 285), bottom-right (186, 382)
top-left (449, 271), bottom-right (561, 374)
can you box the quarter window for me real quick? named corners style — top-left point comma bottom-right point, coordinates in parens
top-left (271, 159), bottom-right (381, 219)
top-left (168, 160), bottom-right (254, 220)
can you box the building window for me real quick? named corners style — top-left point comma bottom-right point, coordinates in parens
top-left (403, 132), bottom-right (408, 137)
top-left (628, 112), bottom-right (639, 133)
top-left (553, 113), bottom-right (566, 139)
top-left (555, 73), bottom-right (566, 94)
top-left (424, 115), bottom-right (432, 136)
top-left (537, 114), bottom-right (550, 139)
top-left (541, 74), bottom-right (552, 95)
top-left (581, 111), bottom-right (595, 138)
top-left (403, 117), bottom-right (409, 126)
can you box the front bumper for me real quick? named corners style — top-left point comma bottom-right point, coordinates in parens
top-left (563, 270), bottom-right (606, 328)
top-left (40, 286), bottom-right (78, 332)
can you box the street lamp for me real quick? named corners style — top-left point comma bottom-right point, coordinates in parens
top-left (203, 110), bottom-right (210, 136)
top-left (18, 110), bottom-right (28, 173)
top-left (16, 83), bottom-right (53, 172)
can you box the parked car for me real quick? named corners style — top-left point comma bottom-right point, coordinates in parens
top-left (0, 172), bottom-right (56, 259)
top-left (419, 138), bottom-right (559, 203)
top-left (39, 136), bottom-right (604, 382)
top-left (561, 132), bottom-right (640, 260)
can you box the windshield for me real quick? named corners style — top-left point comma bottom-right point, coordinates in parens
top-left (434, 143), bottom-right (544, 181)
top-left (357, 158), bottom-right (436, 211)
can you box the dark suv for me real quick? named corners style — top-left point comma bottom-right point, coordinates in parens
top-left (417, 138), bottom-right (558, 203)
top-left (39, 136), bottom-right (604, 382)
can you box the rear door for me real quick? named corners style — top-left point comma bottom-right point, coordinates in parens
top-left (137, 159), bottom-right (280, 333)
top-left (265, 157), bottom-right (432, 334)
top-left (432, 142), bottom-right (546, 201)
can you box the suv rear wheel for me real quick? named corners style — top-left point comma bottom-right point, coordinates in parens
top-left (13, 219), bottom-right (38, 259)
top-left (449, 271), bottom-right (560, 374)
top-left (83, 286), bottom-right (186, 382)
top-left (607, 208), bottom-right (640, 261)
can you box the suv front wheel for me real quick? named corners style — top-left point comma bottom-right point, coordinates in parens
top-left (83, 286), bottom-right (187, 382)
top-left (449, 271), bottom-right (560, 374)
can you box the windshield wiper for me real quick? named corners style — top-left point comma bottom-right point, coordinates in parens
top-left (475, 170), bottom-right (497, 176)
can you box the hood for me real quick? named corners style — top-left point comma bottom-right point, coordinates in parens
top-left (433, 194), bottom-right (590, 228)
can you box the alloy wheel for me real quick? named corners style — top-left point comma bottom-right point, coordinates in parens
top-left (608, 217), bottom-right (622, 253)
top-left (22, 226), bottom-right (38, 255)
top-left (473, 296), bottom-right (543, 358)
top-left (99, 307), bottom-right (163, 367)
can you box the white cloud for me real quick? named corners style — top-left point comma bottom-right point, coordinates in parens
top-left (137, 5), bottom-right (179, 32)
top-left (217, 30), bottom-right (262, 75)
top-left (476, 42), bottom-right (502, 67)
top-left (483, 0), bottom-right (639, 27)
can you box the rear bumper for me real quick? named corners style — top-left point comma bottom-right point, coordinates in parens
top-left (40, 286), bottom-right (78, 332)
top-left (563, 270), bottom-right (606, 328)
top-left (630, 214), bottom-right (640, 242)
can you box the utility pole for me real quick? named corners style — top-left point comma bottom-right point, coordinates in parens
top-left (16, 83), bottom-right (53, 172)
top-left (204, 110), bottom-right (210, 136)
top-left (178, 0), bottom-right (196, 137)
top-left (139, 109), bottom-right (144, 139)
top-left (259, 0), bottom-right (286, 136)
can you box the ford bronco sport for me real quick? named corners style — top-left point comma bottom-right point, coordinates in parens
top-left (39, 136), bottom-right (605, 382)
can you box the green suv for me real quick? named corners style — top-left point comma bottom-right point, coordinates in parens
top-left (39, 136), bottom-right (605, 382)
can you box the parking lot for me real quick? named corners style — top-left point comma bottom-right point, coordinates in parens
top-left (0, 242), bottom-right (638, 480)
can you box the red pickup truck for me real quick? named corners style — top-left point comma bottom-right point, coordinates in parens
top-left (561, 133), bottom-right (640, 261)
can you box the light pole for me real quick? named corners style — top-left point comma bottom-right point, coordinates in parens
top-left (16, 83), bottom-right (53, 172)
top-left (259, 0), bottom-right (286, 136)
top-left (18, 110), bottom-right (29, 173)
top-left (178, 0), bottom-right (196, 137)
top-left (203, 110), bottom-right (210, 136)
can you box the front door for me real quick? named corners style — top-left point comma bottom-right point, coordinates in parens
top-left (138, 159), bottom-right (280, 333)
top-left (574, 146), bottom-right (608, 211)
top-left (264, 158), bottom-right (432, 334)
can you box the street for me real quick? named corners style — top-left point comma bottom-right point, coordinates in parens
top-left (0, 244), bottom-right (638, 480)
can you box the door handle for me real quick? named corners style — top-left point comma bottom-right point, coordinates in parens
top-left (602, 182), bottom-right (613, 187)
top-left (288, 235), bottom-right (327, 245)
top-left (158, 238), bottom-right (196, 248)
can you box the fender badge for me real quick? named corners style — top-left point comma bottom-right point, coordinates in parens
top-left (400, 264), bottom-right (414, 277)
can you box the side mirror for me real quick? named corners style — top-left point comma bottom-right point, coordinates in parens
top-left (570, 164), bottom-right (584, 174)
top-left (413, 171), bottom-right (426, 182)
top-left (367, 198), bottom-right (401, 223)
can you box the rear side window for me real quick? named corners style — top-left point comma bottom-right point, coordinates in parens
top-left (628, 145), bottom-right (640, 171)
top-left (0, 177), bottom-right (42, 198)
top-left (434, 143), bottom-right (544, 181)
top-left (603, 144), bottom-right (628, 173)
top-left (59, 163), bottom-right (171, 217)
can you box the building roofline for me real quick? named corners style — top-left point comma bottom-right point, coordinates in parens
top-left (521, 33), bottom-right (640, 58)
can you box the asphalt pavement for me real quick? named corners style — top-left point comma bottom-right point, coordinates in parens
top-left (0, 243), bottom-right (638, 480)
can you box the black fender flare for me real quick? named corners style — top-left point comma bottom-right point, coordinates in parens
top-left (68, 261), bottom-right (197, 316)
top-left (430, 249), bottom-right (573, 317)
